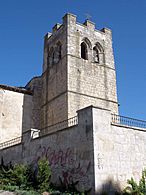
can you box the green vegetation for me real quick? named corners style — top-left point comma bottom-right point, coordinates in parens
top-left (1, 159), bottom-right (146, 195)
top-left (0, 158), bottom-right (52, 193)
top-left (36, 158), bottom-right (51, 192)
top-left (0, 158), bottom-right (86, 194)
top-left (2, 159), bottom-right (146, 195)
top-left (123, 169), bottom-right (146, 195)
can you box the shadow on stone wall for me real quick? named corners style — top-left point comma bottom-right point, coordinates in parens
top-left (22, 77), bottom-right (42, 133)
top-left (22, 94), bottom-right (33, 133)
top-left (0, 156), bottom-right (127, 195)
top-left (95, 179), bottom-right (123, 195)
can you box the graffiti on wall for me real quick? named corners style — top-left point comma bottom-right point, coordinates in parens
top-left (97, 153), bottom-right (104, 169)
top-left (35, 146), bottom-right (73, 166)
top-left (33, 145), bottom-right (91, 189)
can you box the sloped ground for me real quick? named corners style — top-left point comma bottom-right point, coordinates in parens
top-left (0, 191), bottom-right (15, 195)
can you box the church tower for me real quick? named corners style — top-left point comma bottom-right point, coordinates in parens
top-left (41, 13), bottom-right (118, 129)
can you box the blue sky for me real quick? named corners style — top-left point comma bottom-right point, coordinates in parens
top-left (0, 0), bottom-right (146, 120)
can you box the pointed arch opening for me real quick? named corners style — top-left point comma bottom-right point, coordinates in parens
top-left (93, 46), bottom-right (99, 63)
top-left (57, 42), bottom-right (62, 61)
top-left (93, 42), bottom-right (104, 64)
top-left (81, 42), bottom-right (88, 60)
top-left (48, 47), bottom-right (54, 66)
top-left (47, 47), bottom-right (50, 66)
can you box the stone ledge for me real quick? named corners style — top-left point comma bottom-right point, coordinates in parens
top-left (111, 123), bottom-right (146, 132)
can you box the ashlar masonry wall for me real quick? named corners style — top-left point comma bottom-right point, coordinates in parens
top-left (0, 88), bottom-right (33, 143)
top-left (0, 106), bottom-right (146, 194)
top-left (67, 14), bottom-right (119, 119)
top-left (41, 13), bottom-right (119, 129)
top-left (93, 107), bottom-right (146, 193)
top-left (0, 106), bottom-right (95, 194)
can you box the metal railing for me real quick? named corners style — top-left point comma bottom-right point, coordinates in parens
top-left (111, 114), bottom-right (146, 129)
top-left (41, 116), bottom-right (78, 136)
top-left (0, 136), bottom-right (22, 150)
top-left (0, 117), bottom-right (78, 149)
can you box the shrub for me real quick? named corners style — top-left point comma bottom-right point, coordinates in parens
top-left (124, 169), bottom-right (146, 195)
top-left (0, 158), bottom-right (87, 194)
top-left (0, 163), bottom-right (28, 189)
top-left (0, 158), bottom-right (52, 192)
top-left (0, 184), bottom-right (19, 191)
top-left (11, 164), bottom-right (28, 189)
top-left (35, 158), bottom-right (51, 192)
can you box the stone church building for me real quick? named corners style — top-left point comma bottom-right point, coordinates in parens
top-left (0, 13), bottom-right (146, 194)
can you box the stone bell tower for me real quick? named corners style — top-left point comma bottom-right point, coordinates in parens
top-left (41, 13), bottom-right (119, 129)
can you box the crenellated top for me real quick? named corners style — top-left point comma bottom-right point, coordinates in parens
top-left (42, 13), bottom-right (115, 73)
top-left (48, 13), bottom-right (112, 36)
top-left (42, 13), bottom-right (119, 127)
top-left (62, 13), bottom-right (77, 25)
